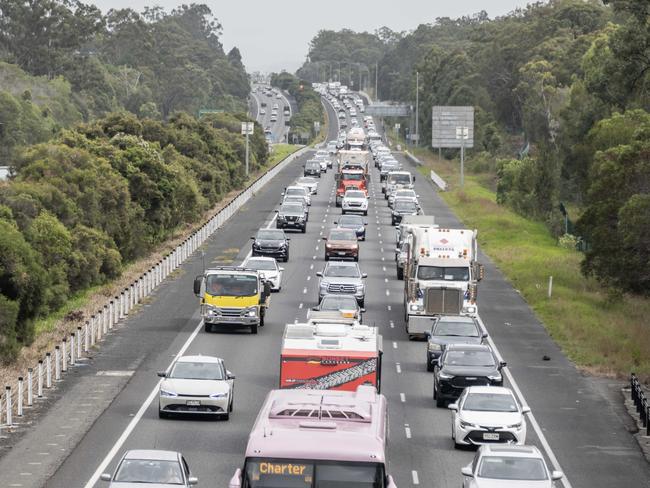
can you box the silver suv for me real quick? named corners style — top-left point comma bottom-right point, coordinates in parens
top-left (317, 261), bottom-right (367, 306)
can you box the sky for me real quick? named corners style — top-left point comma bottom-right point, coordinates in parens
top-left (87, 0), bottom-right (535, 73)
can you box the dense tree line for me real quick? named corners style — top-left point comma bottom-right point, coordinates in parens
top-left (0, 1), bottom-right (249, 161)
top-left (298, 0), bottom-right (650, 294)
top-left (270, 72), bottom-right (323, 143)
top-left (0, 112), bottom-right (267, 361)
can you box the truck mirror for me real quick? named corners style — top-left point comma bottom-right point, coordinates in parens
top-left (193, 276), bottom-right (202, 296)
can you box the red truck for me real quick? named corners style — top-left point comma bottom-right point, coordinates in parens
top-left (335, 149), bottom-right (370, 206)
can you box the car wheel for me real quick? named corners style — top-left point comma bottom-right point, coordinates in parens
top-left (436, 391), bottom-right (445, 408)
top-left (426, 357), bottom-right (435, 372)
top-left (301, 226), bottom-right (306, 234)
top-left (359, 299), bottom-right (365, 308)
top-left (354, 255), bottom-right (359, 262)
top-left (223, 410), bottom-right (230, 421)
top-left (283, 252), bottom-right (289, 262)
top-left (251, 323), bottom-right (258, 334)
top-left (158, 406), bottom-right (168, 419)
top-left (325, 254), bottom-right (330, 261)
top-left (363, 211), bottom-right (367, 216)
top-left (204, 323), bottom-right (212, 333)
top-left (342, 210), bottom-right (346, 215)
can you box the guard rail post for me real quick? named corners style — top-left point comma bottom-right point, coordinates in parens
top-left (77, 327), bottom-right (82, 358)
top-left (96, 311), bottom-right (102, 342)
top-left (54, 346), bottom-right (61, 381)
top-left (109, 301), bottom-right (114, 330)
top-left (90, 315), bottom-right (96, 345)
top-left (27, 369), bottom-right (33, 407)
top-left (5, 386), bottom-right (12, 426)
top-left (17, 377), bottom-right (23, 417)
top-left (83, 321), bottom-right (89, 352)
top-left (70, 333), bottom-right (75, 366)
top-left (61, 339), bottom-right (67, 372)
top-left (37, 360), bottom-right (43, 398)
top-left (45, 353), bottom-right (52, 388)
top-left (114, 297), bottom-right (120, 325)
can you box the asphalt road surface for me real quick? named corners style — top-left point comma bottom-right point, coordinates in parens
top-left (1, 93), bottom-right (647, 488)
top-left (250, 85), bottom-right (291, 144)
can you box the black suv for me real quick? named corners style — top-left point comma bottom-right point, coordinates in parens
top-left (391, 199), bottom-right (419, 225)
top-left (304, 160), bottom-right (321, 177)
top-left (433, 344), bottom-right (505, 407)
top-left (251, 228), bottom-right (290, 261)
top-left (426, 316), bottom-right (487, 371)
top-left (276, 203), bottom-right (307, 233)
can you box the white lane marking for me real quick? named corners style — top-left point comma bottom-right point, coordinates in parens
top-left (83, 319), bottom-right (204, 488)
top-left (315, 246), bottom-right (319, 251)
top-left (385, 290), bottom-right (390, 296)
top-left (400, 393), bottom-right (406, 403)
top-left (307, 276), bottom-right (311, 281)
top-left (387, 305), bottom-right (391, 311)
top-left (303, 288), bottom-right (307, 294)
top-left (412, 470), bottom-right (420, 485)
top-left (381, 257), bottom-right (385, 261)
top-left (390, 320), bottom-right (395, 329)
top-left (384, 278), bottom-right (388, 283)
top-left (382, 266), bottom-right (386, 272)
top-left (313, 256), bottom-right (317, 260)
top-left (396, 363), bottom-right (401, 373)
top-left (380, 247), bottom-right (384, 253)
top-left (379, 240), bottom-right (383, 245)
top-left (392, 341), bottom-right (397, 349)
top-left (310, 264), bottom-right (314, 270)
top-left (299, 303), bottom-right (303, 309)
top-left (294, 318), bottom-right (298, 323)
top-left (478, 316), bottom-right (573, 488)
top-left (405, 424), bottom-right (411, 439)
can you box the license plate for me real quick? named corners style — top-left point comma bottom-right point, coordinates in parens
top-left (338, 252), bottom-right (347, 255)
top-left (483, 433), bottom-right (499, 440)
top-left (186, 400), bottom-right (201, 406)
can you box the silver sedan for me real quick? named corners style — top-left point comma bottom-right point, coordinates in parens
top-left (101, 449), bottom-right (197, 487)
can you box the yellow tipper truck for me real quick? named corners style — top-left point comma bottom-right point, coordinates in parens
top-left (193, 267), bottom-right (271, 334)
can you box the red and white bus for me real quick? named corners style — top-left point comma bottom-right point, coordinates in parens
top-left (279, 317), bottom-right (383, 392)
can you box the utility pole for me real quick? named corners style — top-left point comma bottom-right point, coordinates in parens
top-left (241, 122), bottom-right (253, 176)
top-left (375, 62), bottom-right (378, 101)
top-left (415, 71), bottom-right (419, 147)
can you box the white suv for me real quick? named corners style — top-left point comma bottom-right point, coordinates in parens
top-left (341, 189), bottom-right (368, 216)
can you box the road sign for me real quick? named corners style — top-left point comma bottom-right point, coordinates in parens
top-left (365, 103), bottom-right (410, 117)
top-left (198, 109), bottom-right (223, 118)
top-left (314, 121), bottom-right (321, 133)
top-left (432, 106), bottom-right (474, 148)
top-left (395, 123), bottom-right (401, 130)
top-left (241, 122), bottom-right (254, 135)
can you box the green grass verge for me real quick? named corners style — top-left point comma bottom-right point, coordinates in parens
top-left (415, 160), bottom-right (650, 381)
top-left (34, 285), bottom-right (102, 335)
top-left (268, 144), bottom-right (301, 166)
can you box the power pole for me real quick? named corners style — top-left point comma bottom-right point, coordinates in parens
top-left (415, 71), bottom-right (419, 147)
top-left (375, 62), bottom-right (379, 101)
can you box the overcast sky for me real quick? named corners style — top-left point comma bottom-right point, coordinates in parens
top-left (87, 0), bottom-right (535, 72)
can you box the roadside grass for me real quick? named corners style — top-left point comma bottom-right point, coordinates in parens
top-left (268, 144), bottom-right (301, 167)
top-left (415, 157), bottom-right (650, 382)
top-left (34, 286), bottom-right (102, 336)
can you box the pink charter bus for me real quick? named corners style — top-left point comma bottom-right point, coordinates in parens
top-left (229, 385), bottom-right (396, 488)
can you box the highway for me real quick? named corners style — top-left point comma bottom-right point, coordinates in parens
top-left (250, 85), bottom-right (291, 144)
top-left (0, 92), bottom-right (646, 488)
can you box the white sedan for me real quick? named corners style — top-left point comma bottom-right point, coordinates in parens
top-left (244, 256), bottom-right (284, 291)
top-left (158, 355), bottom-right (235, 420)
top-left (341, 189), bottom-right (368, 216)
top-left (295, 176), bottom-right (318, 195)
top-left (283, 185), bottom-right (311, 206)
top-left (449, 386), bottom-right (529, 448)
top-left (388, 189), bottom-right (419, 209)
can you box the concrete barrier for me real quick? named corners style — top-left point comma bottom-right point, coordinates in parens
top-left (403, 150), bottom-right (448, 191)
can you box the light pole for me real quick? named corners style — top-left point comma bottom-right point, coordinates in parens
top-left (241, 122), bottom-right (254, 176)
top-left (375, 62), bottom-right (379, 101)
top-left (415, 71), bottom-right (419, 147)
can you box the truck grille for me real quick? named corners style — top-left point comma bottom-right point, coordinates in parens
top-left (424, 288), bottom-right (463, 315)
top-left (220, 308), bottom-right (244, 317)
top-left (327, 283), bottom-right (357, 294)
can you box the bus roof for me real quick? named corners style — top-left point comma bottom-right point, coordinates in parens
top-left (246, 386), bottom-right (387, 463)
top-left (282, 322), bottom-right (381, 356)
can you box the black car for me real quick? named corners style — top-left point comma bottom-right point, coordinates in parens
top-left (334, 215), bottom-right (367, 240)
top-left (304, 160), bottom-right (321, 177)
top-left (276, 203), bottom-right (307, 233)
top-left (426, 316), bottom-right (487, 371)
top-left (251, 228), bottom-right (290, 262)
top-left (433, 344), bottom-right (505, 407)
top-left (391, 199), bottom-right (419, 225)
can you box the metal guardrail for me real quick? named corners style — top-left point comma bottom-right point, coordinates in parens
top-left (0, 145), bottom-right (309, 432)
top-left (630, 373), bottom-right (650, 436)
top-left (402, 150), bottom-right (448, 191)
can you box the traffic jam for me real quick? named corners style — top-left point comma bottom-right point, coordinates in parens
top-left (97, 84), bottom-right (566, 488)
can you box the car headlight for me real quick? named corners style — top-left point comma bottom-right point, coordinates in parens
top-left (507, 422), bottom-right (522, 430)
top-left (204, 305), bottom-right (219, 316)
top-left (409, 304), bottom-right (424, 312)
top-left (320, 281), bottom-right (329, 289)
top-left (209, 392), bottom-right (228, 399)
top-left (488, 372), bottom-right (502, 382)
top-left (428, 342), bottom-right (442, 352)
top-left (460, 419), bottom-right (480, 429)
top-left (247, 307), bottom-right (258, 317)
top-left (438, 371), bottom-right (453, 380)
top-left (160, 388), bottom-right (177, 397)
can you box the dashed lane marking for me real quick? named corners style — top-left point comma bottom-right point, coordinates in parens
top-left (405, 424), bottom-right (412, 439)
top-left (392, 341), bottom-right (397, 349)
top-left (412, 470), bottom-right (420, 485)
top-left (396, 363), bottom-right (402, 374)
top-left (400, 393), bottom-right (406, 402)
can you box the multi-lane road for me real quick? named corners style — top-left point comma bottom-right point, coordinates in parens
top-left (0, 92), bottom-right (647, 488)
top-left (250, 85), bottom-right (291, 144)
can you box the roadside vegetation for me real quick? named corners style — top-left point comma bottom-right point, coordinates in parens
top-left (268, 144), bottom-right (302, 166)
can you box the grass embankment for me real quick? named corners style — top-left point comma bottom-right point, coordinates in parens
top-left (267, 144), bottom-right (302, 167)
top-left (414, 152), bottom-right (650, 381)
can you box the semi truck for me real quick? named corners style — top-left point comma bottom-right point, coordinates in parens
top-left (402, 227), bottom-right (484, 338)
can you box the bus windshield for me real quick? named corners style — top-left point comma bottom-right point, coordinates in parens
top-left (244, 459), bottom-right (385, 488)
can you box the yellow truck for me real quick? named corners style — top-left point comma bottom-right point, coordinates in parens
top-left (193, 266), bottom-right (271, 334)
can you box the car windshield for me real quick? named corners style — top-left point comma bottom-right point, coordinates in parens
top-left (445, 350), bottom-right (496, 367)
top-left (324, 264), bottom-right (360, 278)
top-left (463, 392), bottom-right (518, 412)
top-left (417, 266), bottom-right (469, 281)
top-left (280, 204), bottom-right (304, 215)
top-left (342, 173), bottom-right (364, 181)
top-left (114, 459), bottom-right (184, 484)
top-left (345, 191), bottom-right (365, 199)
top-left (478, 457), bottom-right (548, 480)
top-left (246, 259), bottom-right (277, 271)
top-left (329, 230), bottom-right (357, 241)
top-left (388, 174), bottom-right (411, 184)
top-left (284, 197), bottom-right (305, 205)
top-left (395, 190), bottom-right (416, 198)
top-left (434, 320), bottom-right (479, 337)
top-left (257, 230), bottom-right (285, 240)
top-left (320, 295), bottom-right (358, 311)
top-left (169, 361), bottom-right (224, 380)
top-left (286, 188), bottom-right (306, 196)
top-left (205, 274), bottom-right (258, 297)
top-left (339, 216), bottom-right (363, 227)
top-left (394, 201), bottom-right (416, 212)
